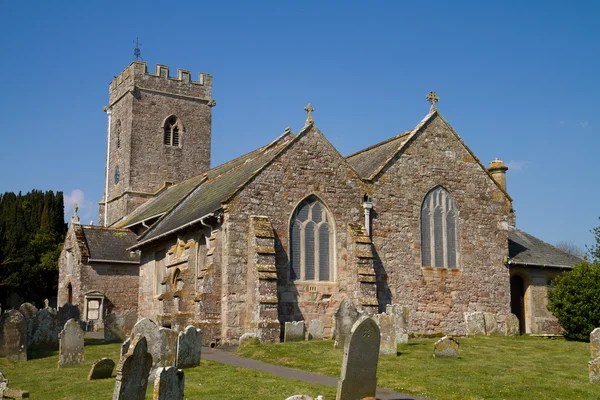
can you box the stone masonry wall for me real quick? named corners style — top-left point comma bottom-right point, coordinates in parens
top-left (57, 224), bottom-right (86, 309)
top-left (370, 113), bottom-right (512, 335)
top-left (221, 125), bottom-right (370, 343)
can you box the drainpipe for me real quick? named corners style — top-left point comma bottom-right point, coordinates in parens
top-left (103, 109), bottom-right (112, 227)
top-left (362, 195), bottom-right (373, 236)
top-left (200, 215), bottom-right (213, 248)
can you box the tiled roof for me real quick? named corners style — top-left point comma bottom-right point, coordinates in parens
top-left (118, 174), bottom-right (206, 228)
top-left (346, 132), bottom-right (411, 178)
top-left (135, 131), bottom-right (295, 246)
top-left (508, 226), bottom-right (581, 268)
top-left (81, 226), bottom-right (140, 263)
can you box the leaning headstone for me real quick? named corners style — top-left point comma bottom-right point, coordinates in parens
top-left (88, 358), bottom-right (115, 380)
top-left (386, 304), bottom-right (409, 344)
top-left (307, 320), bottom-right (324, 340)
top-left (505, 313), bottom-right (520, 336)
top-left (284, 321), bottom-right (305, 342)
top-left (433, 336), bottom-right (459, 358)
top-left (113, 334), bottom-right (153, 400)
top-left (153, 367), bottom-right (185, 400)
top-left (121, 338), bottom-right (131, 357)
top-left (336, 316), bottom-right (380, 400)
top-left (130, 318), bottom-right (161, 369)
top-left (0, 310), bottom-right (27, 361)
top-left (176, 326), bottom-right (201, 369)
top-left (375, 313), bottom-right (396, 357)
top-left (0, 371), bottom-right (8, 397)
top-left (158, 328), bottom-right (178, 367)
top-left (464, 312), bottom-right (486, 336)
top-left (591, 328), bottom-right (600, 359)
top-left (30, 308), bottom-right (58, 349)
top-left (484, 312), bottom-right (502, 336)
top-left (333, 299), bottom-right (361, 349)
top-left (58, 318), bottom-right (84, 367)
top-left (19, 303), bottom-right (38, 349)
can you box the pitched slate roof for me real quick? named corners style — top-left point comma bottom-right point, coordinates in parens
top-left (508, 226), bottom-right (581, 268)
top-left (134, 131), bottom-right (295, 247)
top-left (117, 174), bottom-right (206, 228)
top-left (346, 132), bottom-right (411, 178)
top-left (81, 226), bottom-right (140, 263)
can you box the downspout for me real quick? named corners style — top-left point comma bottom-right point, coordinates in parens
top-left (200, 215), bottom-right (213, 249)
top-left (103, 109), bottom-right (112, 227)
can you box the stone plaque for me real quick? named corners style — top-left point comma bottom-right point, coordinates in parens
top-left (433, 336), bottom-right (459, 358)
top-left (336, 316), bottom-right (380, 400)
top-left (58, 318), bottom-right (84, 367)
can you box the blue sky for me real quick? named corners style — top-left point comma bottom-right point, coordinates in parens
top-left (0, 1), bottom-right (598, 252)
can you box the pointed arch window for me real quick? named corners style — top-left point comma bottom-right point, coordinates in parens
top-left (290, 197), bottom-right (334, 281)
top-left (163, 116), bottom-right (181, 147)
top-left (421, 186), bottom-right (459, 268)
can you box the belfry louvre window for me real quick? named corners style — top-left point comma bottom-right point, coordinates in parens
top-left (290, 197), bottom-right (334, 281)
top-left (421, 186), bottom-right (459, 268)
top-left (163, 116), bottom-right (180, 147)
top-left (115, 119), bottom-right (121, 148)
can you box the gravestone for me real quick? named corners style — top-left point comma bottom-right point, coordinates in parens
top-left (590, 357), bottom-right (600, 384)
top-left (0, 371), bottom-right (8, 397)
top-left (153, 367), bottom-right (185, 400)
top-left (483, 312), bottom-right (501, 336)
top-left (0, 310), bottom-right (27, 361)
top-left (284, 321), bottom-right (305, 342)
top-left (18, 303), bottom-right (38, 349)
top-left (591, 328), bottom-right (600, 359)
top-left (333, 299), bottom-right (361, 349)
top-left (30, 308), bottom-right (58, 349)
top-left (88, 358), bottom-right (115, 380)
top-left (238, 332), bottom-right (259, 349)
top-left (121, 338), bottom-right (131, 357)
top-left (158, 328), bottom-right (178, 367)
top-left (336, 316), bottom-right (380, 400)
top-left (176, 326), bottom-right (202, 369)
top-left (113, 334), bottom-right (153, 400)
top-left (130, 318), bottom-right (161, 369)
top-left (505, 313), bottom-right (520, 336)
top-left (386, 304), bottom-right (409, 344)
top-left (464, 312), bottom-right (486, 336)
top-left (433, 336), bottom-right (459, 358)
top-left (104, 310), bottom-right (138, 343)
top-left (308, 319), bottom-right (324, 340)
top-left (375, 313), bottom-right (396, 357)
top-left (58, 319), bottom-right (84, 367)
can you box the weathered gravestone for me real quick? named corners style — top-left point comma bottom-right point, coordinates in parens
top-left (130, 318), bottom-right (161, 369)
top-left (159, 328), bottom-right (178, 367)
top-left (591, 328), bottom-right (600, 360)
top-left (375, 313), bottom-right (396, 357)
top-left (505, 313), bottom-right (521, 336)
top-left (30, 308), bottom-right (58, 349)
top-left (433, 336), bottom-right (459, 358)
top-left (484, 312), bottom-right (501, 336)
top-left (121, 338), bottom-right (131, 357)
top-left (590, 356), bottom-right (600, 384)
top-left (176, 325), bottom-right (202, 369)
top-left (18, 303), bottom-right (38, 349)
top-left (386, 304), bottom-right (409, 344)
top-left (464, 312), bottom-right (486, 336)
top-left (333, 299), bottom-right (361, 349)
top-left (58, 319), bottom-right (84, 367)
top-left (88, 358), bottom-right (115, 380)
top-left (153, 367), bottom-right (185, 400)
top-left (308, 319), bottom-right (324, 340)
top-left (0, 310), bottom-right (27, 361)
top-left (113, 334), bottom-right (153, 400)
top-left (238, 332), bottom-right (259, 349)
top-left (284, 321), bottom-right (305, 342)
top-left (336, 316), bottom-right (380, 400)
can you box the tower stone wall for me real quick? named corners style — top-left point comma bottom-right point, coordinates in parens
top-left (100, 61), bottom-right (214, 226)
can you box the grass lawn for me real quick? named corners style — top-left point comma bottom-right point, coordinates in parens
top-left (0, 339), bottom-right (335, 399)
top-left (238, 336), bottom-right (600, 400)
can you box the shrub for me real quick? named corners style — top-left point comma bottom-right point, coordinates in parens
top-left (548, 260), bottom-right (600, 341)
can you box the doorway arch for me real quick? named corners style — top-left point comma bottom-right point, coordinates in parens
top-left (510, 275), bottom-right (526, 334)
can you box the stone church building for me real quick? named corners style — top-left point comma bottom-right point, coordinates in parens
top-left (57, 61), bottom-right (580, 344)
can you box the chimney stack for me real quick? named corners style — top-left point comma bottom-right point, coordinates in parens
top-left (488, 158), bottom-right (508, 192)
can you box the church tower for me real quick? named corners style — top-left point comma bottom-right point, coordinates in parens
top-left (100, 61), bottom-right (214, 226)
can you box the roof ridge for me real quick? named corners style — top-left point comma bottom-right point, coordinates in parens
top-left (510, 226), bottom-right (582, 261)
top-left (346, 131), bottom-right (411, 159)
top-left (81, 225), bottom-right (132, 232)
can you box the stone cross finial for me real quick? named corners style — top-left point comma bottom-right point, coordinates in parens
top-left (426, 91), bottom-right (439, 112)
top-left (70, 203), bottom-right (80, 225)
top-left (304, 103), bottom-right (315, 125)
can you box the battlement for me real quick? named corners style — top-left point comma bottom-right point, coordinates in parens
top-left (108, 61), bottom-right (213, 105)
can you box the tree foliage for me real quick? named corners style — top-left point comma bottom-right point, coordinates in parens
top-left (0, 190), bottom-right (66, 308)
top-left (548, 217), bottom-right (600, 340)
